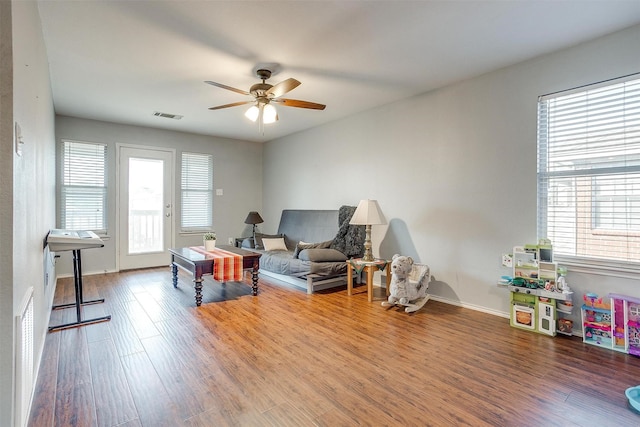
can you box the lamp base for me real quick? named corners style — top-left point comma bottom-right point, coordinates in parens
top-left (362, 224), bottom-right (374, 262)
top-left (362, 253), bottom-right (375, 262)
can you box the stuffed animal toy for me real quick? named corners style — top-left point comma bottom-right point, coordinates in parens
top-left (387, 254), bottom-right (428, 305)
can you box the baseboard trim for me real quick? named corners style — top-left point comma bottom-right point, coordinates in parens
top-left (56, 269), bottom-right (118, 279)
top-left (427, 294), bottom-right (509, 319)
top-left (373, 281), bottom-right (510, 319)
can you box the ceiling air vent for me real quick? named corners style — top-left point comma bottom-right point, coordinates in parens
top-left (153, 111), bottom-right (183, 120)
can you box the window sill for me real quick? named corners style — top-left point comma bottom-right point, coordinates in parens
top-left (554, 255), bottom-right (640, 280)
top-left (180, 231), bottom-right (210, 236)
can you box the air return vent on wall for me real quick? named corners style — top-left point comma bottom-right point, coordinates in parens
top-left (15, 287), bottom-right (34, 427)
top-left (153, 111), bottom-right (183, 120)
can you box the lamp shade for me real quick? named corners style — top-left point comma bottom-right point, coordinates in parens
top-left (245, 104), bottom-right (278, 125)
top-left (245, 105), bottom-right (259, 122)
top-left (244, 211), bottom-right (264, 225)
top-left (263, 104), bottom-right (278, 124)
top-left (349, 199), bottom-right (386, 225)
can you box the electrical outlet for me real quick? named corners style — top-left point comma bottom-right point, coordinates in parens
top-left (228, 237), bottom-right (234, 245)
top-left (502, 254), bottom-right (513, 268)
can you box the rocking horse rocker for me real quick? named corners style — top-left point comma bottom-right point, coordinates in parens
top-left (381, 254), bottom-right (430, 313)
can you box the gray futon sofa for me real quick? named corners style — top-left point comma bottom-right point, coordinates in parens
top-left (242, 208), bottom-right (364, 294)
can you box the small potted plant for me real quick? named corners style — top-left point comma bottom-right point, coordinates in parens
top-left (203, 231), bottom-right (216, 251)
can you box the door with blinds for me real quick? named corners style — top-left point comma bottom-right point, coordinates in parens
top-left (118, 146), bottom-right (174, 270)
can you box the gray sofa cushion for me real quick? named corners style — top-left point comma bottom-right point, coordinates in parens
top-left (292, 239), bottom-right (333, 258)
top-left (298, 248), bottom-right (348, 262)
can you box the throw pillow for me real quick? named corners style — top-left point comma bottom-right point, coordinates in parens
top-left (298, 248), bottom-right (348, 262)
top-left (262, 237), bottom-right (288, 251)
top-left (254, 233), bottom-right (283, 250)
top-left (292, 240), bottom-right (333, 258)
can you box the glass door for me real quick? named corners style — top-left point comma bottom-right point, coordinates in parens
top-left (118, 146), bottom-right (174, 270)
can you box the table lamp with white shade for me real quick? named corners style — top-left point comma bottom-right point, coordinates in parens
top-left (349, 199), bottom-right (386, 262)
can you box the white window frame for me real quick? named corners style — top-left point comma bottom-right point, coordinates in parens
top-left (180, 152), bottom-right (213, 233)
top-left (537, 73), bottom-right (640, 278)
top-left (59, 140), bottom-right (108, 233)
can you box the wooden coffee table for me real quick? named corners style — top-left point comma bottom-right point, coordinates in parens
top-left (169, 245), bottom-right (261, 306)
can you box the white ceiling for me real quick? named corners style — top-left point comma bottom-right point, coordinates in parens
top-left (36, 0), bottom-right (640, 143)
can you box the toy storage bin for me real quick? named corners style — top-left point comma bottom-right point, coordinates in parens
top-left (558, 318), bottom-right (573, 335)
top-left (557, 301), bottom-right (573, 312)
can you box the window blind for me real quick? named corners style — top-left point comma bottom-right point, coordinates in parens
top-left (60, 141), bottom-right (107, 231)
top-left (537, 73), bottom-right (640, 266)
top-left (181, 152), bottom-right (213, 231)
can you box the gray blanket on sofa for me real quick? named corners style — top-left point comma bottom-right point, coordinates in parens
top-left (330, 205), bottom-right (365, 258)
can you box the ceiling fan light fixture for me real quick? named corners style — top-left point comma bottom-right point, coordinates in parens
top-left (263, 104), bottom-right (278, 124)
top-left (245, 105), bottom-right (259, 122)
top-left (207, 67), bottom-right (325, 131)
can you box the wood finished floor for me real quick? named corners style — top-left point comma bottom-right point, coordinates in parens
top-left (29, 267), bottom-right (640, 427)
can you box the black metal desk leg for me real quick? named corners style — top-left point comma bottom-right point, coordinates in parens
top-left (52, 249), bottom-right (105, 310)
top-left (49, 249), bottom-right (111, 332)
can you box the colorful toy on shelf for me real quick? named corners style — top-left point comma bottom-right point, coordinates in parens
top-left (581, 293), bottom-right (640, 356)
top-left (623, 295), bottom-right (640, 356)
top-left (584, 292), bottom-right (610, 310)
top-left (613, 298), bottom-right (626, 348)
top-left (511, 277), bottom-right (542, 289)
top-left (582, 293), bottom-right (613, 347)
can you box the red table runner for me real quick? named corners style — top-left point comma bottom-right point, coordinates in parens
top-left (189, 246), bottom-right (244, 282)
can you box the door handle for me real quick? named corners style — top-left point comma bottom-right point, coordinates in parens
top-left (166, 213), bottom-right (171, 217)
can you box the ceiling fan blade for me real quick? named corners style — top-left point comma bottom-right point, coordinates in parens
top-left (208, 101), bottom-right (253, 110)
top-left (205, 80), bottom-right (250, 96)
top-left (273, 98), bottom-right (326, 110)
top-left (265, 78), bottom-right (301, 98)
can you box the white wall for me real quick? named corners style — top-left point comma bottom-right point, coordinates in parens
top-left (0, 2), bottom-right (13, 424)
top-left (264, 25), bottom-right (640, 323)
top-left (3, 1), bottom-right (57, 426)
top-left (54, 116), bottom-right (263, 275)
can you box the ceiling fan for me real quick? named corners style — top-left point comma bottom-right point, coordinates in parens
top-left (205, 69), bottom-right (326, 127)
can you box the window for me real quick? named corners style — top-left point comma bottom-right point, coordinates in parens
top-left (60, 140), bottom-right (107, 232)
top-left (181, 152), bottom-right (213, 231)
top-left (537, 74), bottom-right (640, 269)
